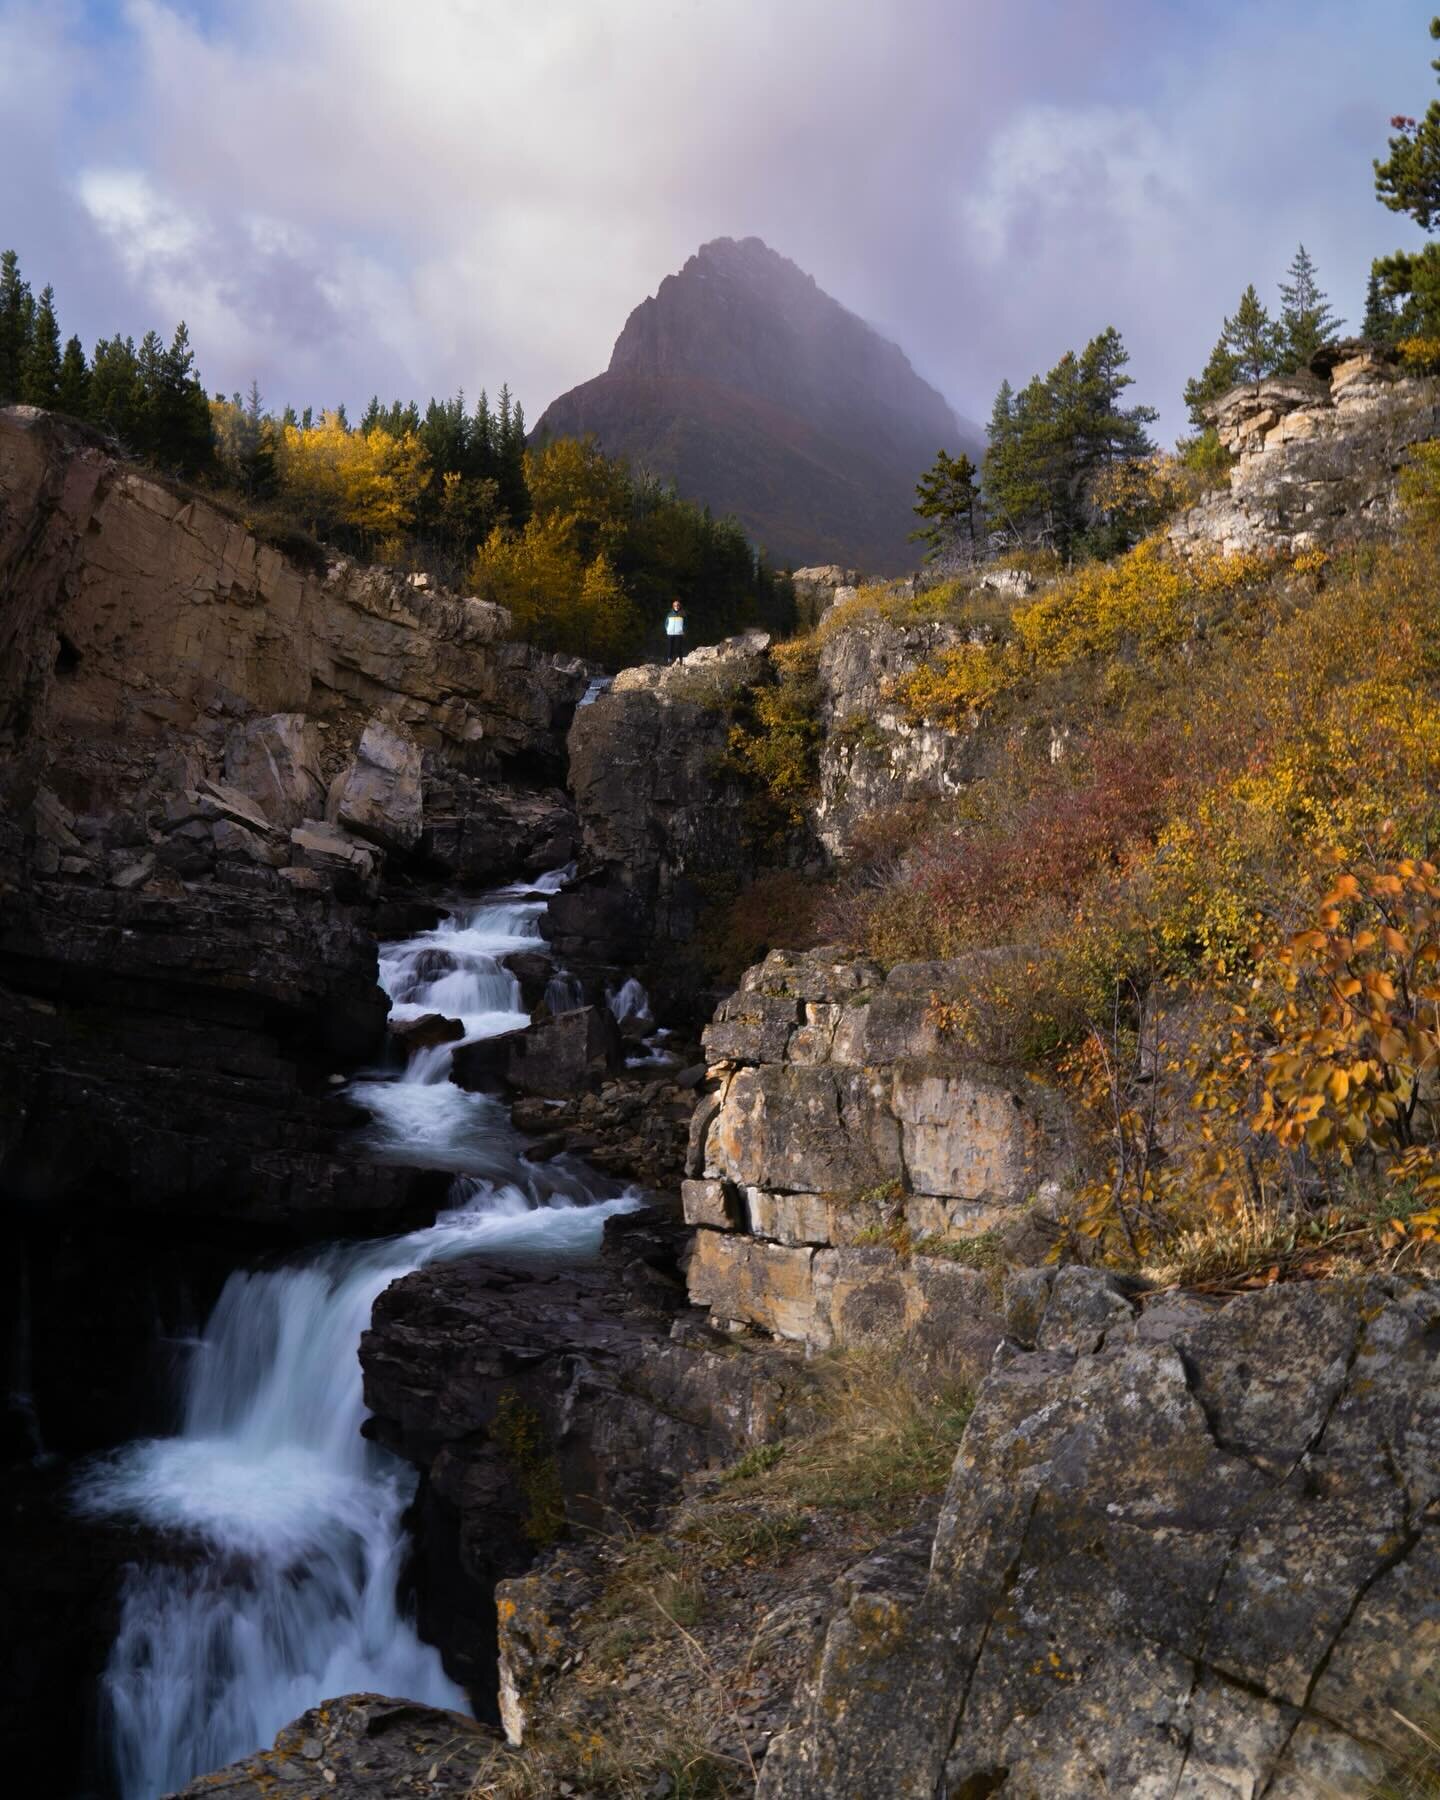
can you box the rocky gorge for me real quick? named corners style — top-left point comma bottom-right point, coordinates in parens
top-left (3, 362), bottom-right (1439, 1800)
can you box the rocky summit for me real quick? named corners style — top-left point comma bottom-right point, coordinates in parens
top-left (533, 236), bottom-right (980, 573)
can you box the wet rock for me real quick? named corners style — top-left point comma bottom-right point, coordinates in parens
top-left (360, 1209), bottom-right (799, 1714)
top-left (165, 1693), bottom-right (491, 1797)
top-left (449, 1029), bottom-right (526, 1092)
top-left (419, 776), bottom-right (576, 884)
top-left (388, 1012), bottom-right (465, 1052)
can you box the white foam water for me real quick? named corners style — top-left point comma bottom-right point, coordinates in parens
top-left (76, 874), bottom-right (637, 1799)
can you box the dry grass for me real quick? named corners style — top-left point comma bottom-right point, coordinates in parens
top-left (721, 1346), bottom-right (976, 1523)
top-left (1141, 1187), bottom-right (1439, 1293)
top-left (468, 1700), bottom-right (744, 1799)
top-left (1369, 1707), bottom-right (1440, 1798)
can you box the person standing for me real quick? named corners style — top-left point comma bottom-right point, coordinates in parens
top-left (665, 597), bottom-right (687, 661)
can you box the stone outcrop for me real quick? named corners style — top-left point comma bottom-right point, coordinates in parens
top-left (684, 948), bottom-right (1071, 1351)
top-left (759, 1269), bottom-right (1440, 1799)
top-left (166, 1693), bottom-right (491, 1798)
top-left (329, 716), bottom-right (423, 853)
top-left (791, 563), bottom-right (859, 629)
top-left (1171, 340), bottom-right (1440, 557)
top-left (548, 632), bottom-right (783, 989)
top-left (360, 1208), bottom-right (801, 1713)
top-left (812, 609), bottom-right (981, 856)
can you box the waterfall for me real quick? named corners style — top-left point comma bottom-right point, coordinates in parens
top-left (76, 874), bottom-right (638, 1799)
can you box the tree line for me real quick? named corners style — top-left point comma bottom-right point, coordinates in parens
top-left (0, 248), bottom-right (792, 666)
top-left (0, 250), bottom-right (213, 472)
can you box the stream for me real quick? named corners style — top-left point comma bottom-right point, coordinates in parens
top-left (74, 871), bottom-right (640, 1798)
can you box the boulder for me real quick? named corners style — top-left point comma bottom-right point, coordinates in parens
top-left (388, 1012), bottom-right (464, 1052)
top-left (221, 711), bottom-right (325, 828)
top-left (687, 1227), bottom-right (1006, 1356)
top-left (449, 1028), bottom-right (526, 1092)
top-left (289, 820), bottom-right (380, 896)
top-left (507, 1005), bottom-right (622, 1097)
top-left (360, 1211), bottom-right (799, 1709)
top-left (329, 717), bottom-right (423, 854)
top-left (1171, 341), bottom-right (1440, 558)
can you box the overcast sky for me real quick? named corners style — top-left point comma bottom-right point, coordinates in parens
top-left (1, 0), bottom-right (1433, 442)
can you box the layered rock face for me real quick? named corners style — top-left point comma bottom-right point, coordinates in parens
top-left (0, 404), bottom-right (587, 1244)
top-left (760, 1269), bottom-right (1440, 1800)
top-left (684, 949), bottom-right (1071, 1353)
top-left (534, 236), bottom-right (981, 572)
top-left (1172, 340), bottom-right (1440, 556)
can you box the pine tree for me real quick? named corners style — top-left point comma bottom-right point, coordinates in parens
top-left (473, 389), bottom-right (495, 478)
top-left (1371, 17), bottom-right (1440, 338)
top-left (911, 448), bottom-right (980, 562)
top-left (0, 249), bottom-right (34, 403)
top-left (57, 335), bottom-right (90, 417)
top-left (1183, 335), bottom-right (1243, 429)
top-left (494, 383), bottom-right (530, 525)
top-left (89, 335), bottom-right (141, 442)
top-left (1277, 245), bottom-right (1342, 370)
top-left (1363, 269), bottom-right (1399, 343)
top-left (1076, 326), bottom-right (1157, 474)
top-left (19, 283), bottom-right (62, 407)
top-left (980, 331), bottom-right (1154, 559)
top-left (1375, 19), bottom-right (1440, 228)
top-left (147, 322), bottom-right (212, 472)
top-left (1221, 285), bottom-right (1282, 384)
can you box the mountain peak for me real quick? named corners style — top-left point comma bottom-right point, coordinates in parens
top-left (537, 241), bottom-right (980, 573)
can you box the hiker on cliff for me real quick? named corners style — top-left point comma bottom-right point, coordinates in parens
top-left (665, 598), bottom-right (686, 661)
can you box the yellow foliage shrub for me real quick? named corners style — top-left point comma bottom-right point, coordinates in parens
top-left (468, 515), bottom-right (641, 664)
top-left (277, 412), bottom-right (429, 541)
top-left (894, 538), bottom-right (1289, 725)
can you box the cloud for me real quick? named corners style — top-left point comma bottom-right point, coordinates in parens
top-left (0, 0), bottom-right (1433, 439)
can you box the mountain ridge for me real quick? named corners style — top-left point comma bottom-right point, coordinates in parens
top-left (534, 236), bottom-right (981, 573)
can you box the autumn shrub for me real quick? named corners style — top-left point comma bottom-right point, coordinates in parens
top-left (723, 639), bottom-right (822, 841)
top-left (277, 410), bottom-right (429, 544)
top-left (893, 537), bottom-right (1288, 727)
top-left (827, 725), bottom-right (1195, 967)
top-left (1399, 437), bottom-right (1440, 530)
top-left (696, 868), bottom-right (826, 984)
top-left (469, 514), bottom-right (642, 664)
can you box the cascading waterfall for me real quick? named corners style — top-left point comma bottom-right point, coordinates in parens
top-left (76, 873), bottom-right (639, 1799)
